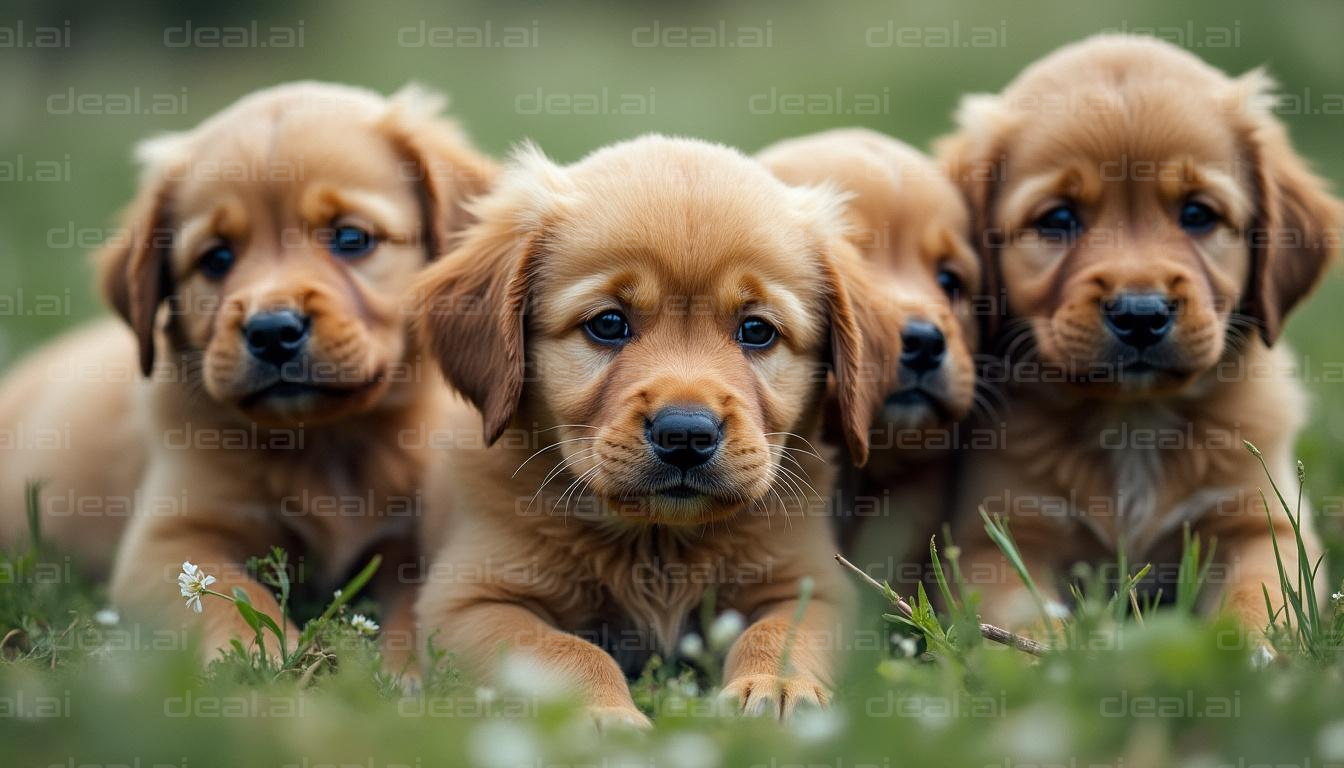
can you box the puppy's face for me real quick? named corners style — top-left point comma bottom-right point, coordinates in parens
top-left (102, 83), bottom-right (494, 425)
top-left (760, 130), bottom-right (979, 431)
top-left (418, 137), bottom-right (877, 526)
top-left (942, 36), bottom-right (1341, 397)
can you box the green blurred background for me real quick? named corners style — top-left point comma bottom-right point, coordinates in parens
top-left (2, 0), bottom-right (1342, 527)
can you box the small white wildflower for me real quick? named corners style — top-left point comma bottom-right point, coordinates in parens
top-left (1043, 601), bottom-right (1070, 621)
top-left (661, 732), bottom-right (721, 768)
top-left (349, 614), bottom-right (380, 636)
top-left (469, 719), bottom-right (538, 768)
top-left (678, 632), bottom-right (705, 658)
top-left (897, 637), bottom-right (919, 658)
top-left (792, 705), bottom-right (844, 743)
top-left (1250, 645), bottom-right (1277, 669)
top-left (333, 589), bottom-right (343, 599)
top-left (475, 686), bottom-right (497, 704)
top-left (177, 561), bottom-right (216, 614)
top-left (1332, 591), bottom-right (1342, 602)
top-left (707, 610), bottom-right (745, 651)
top-left (93, 608), bottom-right (119, 627)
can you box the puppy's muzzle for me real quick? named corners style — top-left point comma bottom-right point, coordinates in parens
top-left (646, 408), bottom-right (723, 471)
top-left (243, 309), bottom-right (311, 367)
top-left (1101, 293), bottom-right (1176, 351)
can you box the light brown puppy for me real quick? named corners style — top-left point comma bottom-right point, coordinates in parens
top-left (414, 136), bottom-right (880, 725)
top-left (0, 81), bottom-right (497, 660)
top-left (937, 35), bottom-right (1342, 634)
top-left (758, 128), bottom-right (981, 588)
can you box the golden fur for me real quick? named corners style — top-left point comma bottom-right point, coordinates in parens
top-left (936, 35), bottom-right (1343, 633)
top-left (0, 81), bottom-right (497, 662)
top-left (412, 136), bottom-right (884, 725)
top-left (758, 128), bottom-right (980, 585)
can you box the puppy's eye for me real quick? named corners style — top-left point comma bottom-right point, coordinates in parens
top-left (330, 225), bottom-right (377, 259)
top-left (1178, 201), bottom-right (1219, 235)
top-left (736, 317), bottom-right (778, 349)
top-left (936, 267), bottom-right (964, 300)
top-left (199, 244), bottom-right (236, 280)
top-left (584, 311), bottom-right (631, 345)
top-left (1033, 204), bottom-right (1083, 239)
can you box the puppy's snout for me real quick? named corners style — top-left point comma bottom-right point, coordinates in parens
top-left (1101, 293), bottom-right (1176, 350)
top-left (899, 321), bottom-right (947, 374)
top-left (646, 408), bottom-right (723, 471)
top-left (243, 309), bottom-right (311, 365)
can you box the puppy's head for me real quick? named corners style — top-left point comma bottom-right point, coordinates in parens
top-left (939, 35), bottom-right (1342, 395)
top-left (760, 128), bottom-right (979, 434)
top-left (100, 82), bottom-right (496, 425)
top-left (416, 135), bottom-right (877, 525)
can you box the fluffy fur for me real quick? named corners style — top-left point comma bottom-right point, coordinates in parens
top-left (412, 135), bottom-right (886, 725)
top-left (0, 82), bottom-right (497, 664)
top-left (936, 35), bottom-right (1343, 633)
top-left (758, 128), bottom-right (981, 585)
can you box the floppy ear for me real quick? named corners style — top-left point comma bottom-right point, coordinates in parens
top-left (382, 84), bottom-right (501, 259)
top-left (787, 183), bottom-right (890, 467)
top-left (97, 134), bottom-right (183, 377)
top-left (1230, 72), bottom-right (1344, 344)
top-left (822, 243), bottom-right (901, 468)
top-left (934, 93), bottom-right (1011, 342)
top-left (412, 144), bottom-right (567, 443)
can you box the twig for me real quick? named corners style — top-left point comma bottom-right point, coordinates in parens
top-left (835, 553), bottom-right (1047, 657)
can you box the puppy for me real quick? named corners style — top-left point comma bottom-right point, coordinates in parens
top-left (0, 82), bottom-right (497, 660)
top-left (758, 128), bottom-right (981, 589)
top-left (413, 136), bottom-right (882, 725)
top-left (937, 35), bottom-right (1342, 633)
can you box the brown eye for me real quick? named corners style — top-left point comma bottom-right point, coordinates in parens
top-left (200, 244), bottom-right (236, 280)
top-left (584, 310), bottom-right (631, 344)
top-left (936, 267), bottom-right (963, 300)
top-left (1179, 201), bottom-right (1219, 235)
top-left (736, 317), bottom-right (777, 349)
top-left (1033, 204), bottom-right (1083, 238)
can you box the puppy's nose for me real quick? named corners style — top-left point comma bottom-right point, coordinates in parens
top-left (1101, 293), bottom-right (1176, 350)
top-left (899, 321), bottom-right (947, 374)
top-left (647, 408), bottom-right (722, 471)
top-left (242, 310), bottom-right (311, 365)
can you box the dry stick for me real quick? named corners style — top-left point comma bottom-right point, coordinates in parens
top-left (835, 553), bottom-right (1048, 657)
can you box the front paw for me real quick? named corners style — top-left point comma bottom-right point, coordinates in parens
top-left (719, 674), bottom-right (827, 719)
top-left (588, 704), bottom-right (653, 731)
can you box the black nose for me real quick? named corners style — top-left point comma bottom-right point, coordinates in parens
top-left (242, 310), bottom-right (310, 365)
top-left (900, 321), bottom-right (947, 374)
top-left (1101, 294), bottom-right (1176, 350)
top-left (647, 408), bottom-right (722, 471)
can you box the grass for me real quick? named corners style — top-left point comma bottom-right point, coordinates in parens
top-left (6, 450), bottom-right (1344, 766)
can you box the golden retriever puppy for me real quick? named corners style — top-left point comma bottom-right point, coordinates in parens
top-left (936, 35), bottom-right (1343, 634)
top-left (0, 81), bottom-right (497, 660)
top-left (758, 128), bottom-right (980, 588)
top-left (413, 136), bottom-right (883, 725)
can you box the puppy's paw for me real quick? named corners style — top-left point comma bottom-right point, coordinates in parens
top-left (719, 674), bottom-right (827, 720)
top-left (588, 704), bottom-right (653, 731)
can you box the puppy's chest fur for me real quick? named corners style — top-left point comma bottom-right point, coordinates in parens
top-left (1007, 390), bottom-right (1241, 557)
top-left (533, 516), bottom-right (766, 675)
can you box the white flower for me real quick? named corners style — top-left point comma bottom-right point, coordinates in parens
top-left (708, 610), bottom-right (745, 651)
top-left (897, 637), bottom-right (919, 658)
top-left (1251, 645), bottom-right (1277, 669)
top-left (349, 614), bottom-right (380, 636)
top-left (475, 686), bottom-right (497, 704)
top-left (1043, 601), bottom-right (1070, 620)
top-left (661, 732), bottom-right (721, 768)
top-left (94, 608), bottom-right (120, 627)
top-left (177, 561), bottom-right (216, 614)
top-left (793, 705), bottom-right (844, 743)
top-left (678, 633), bottom-right (705, 658)
top-left (1332, 591), bottom-right (1342, 602)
